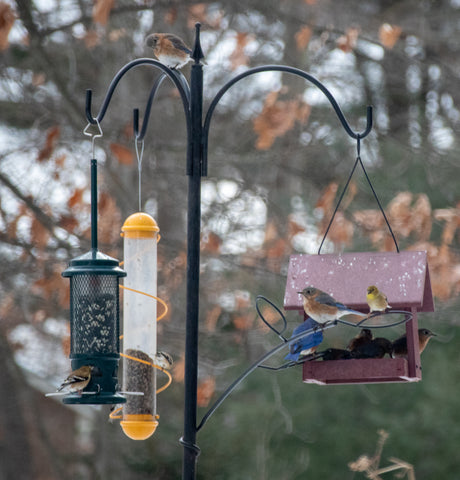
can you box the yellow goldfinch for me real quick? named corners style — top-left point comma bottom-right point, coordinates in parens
top-left (366, 285), bottom-right (391, 312)
top-left (57, 365), bottom-right (92, 393)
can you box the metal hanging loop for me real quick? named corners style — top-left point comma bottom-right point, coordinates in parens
top-left (317, 135), bottom-right (399, 254)
top-left (134, 137), bottom-right (145, 211)
top-left (83, 118), bottom-right (103, 159)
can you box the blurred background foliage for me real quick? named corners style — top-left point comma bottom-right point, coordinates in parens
top-left (1, 0), bottom-right (460, 478)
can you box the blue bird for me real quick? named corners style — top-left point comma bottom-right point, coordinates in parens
top-left (284, 317), bottom-right (324, 362)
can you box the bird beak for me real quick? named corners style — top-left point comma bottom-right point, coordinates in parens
top-left (297, 291), bottom-right (303, 294)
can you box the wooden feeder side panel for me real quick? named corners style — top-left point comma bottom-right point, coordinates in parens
top-left (302, 357), bottom-right (420, 385)
top-left (284, 251), bottom-right (434, 313)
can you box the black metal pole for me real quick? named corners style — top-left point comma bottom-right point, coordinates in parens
top-left (181, 24), bottom-right (205, 480)
top-left (90, 158), bottom-right (98, 255)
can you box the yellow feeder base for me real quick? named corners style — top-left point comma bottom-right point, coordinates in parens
top-left (121, 414), bottom-right (159, 440)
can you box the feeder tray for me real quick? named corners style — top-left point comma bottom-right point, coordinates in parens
top-left (284, 251), bottom-right (434, 385)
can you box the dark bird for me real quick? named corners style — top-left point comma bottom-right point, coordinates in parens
top-left (351, 337), bottom-right (393, 359)
top-left (284, 317), bottom-right (323, 362)
top-left (298, 287), bottom-right (366, 325)
top-left (366, 285), bottom-right (391, 312)
top-left (145, 33), bottom-right (192, 69)
top-left (310, 348), bottom-right (353, 361)
top-left (347, 328), bottom-right (373, 352)
top-left (392, 328), bottom-right (436, 357)
top-left (57, 365), bottom-right (92, 393)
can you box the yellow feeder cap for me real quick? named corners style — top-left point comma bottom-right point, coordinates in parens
top-left (121, 414), bottom-right (159, 440)
top-left (121, 212), bottom-right (159, 238)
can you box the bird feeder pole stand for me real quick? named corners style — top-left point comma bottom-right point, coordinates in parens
top-left (82, 22), bottom-right (378, 480)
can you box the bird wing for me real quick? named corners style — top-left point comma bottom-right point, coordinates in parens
top-left (315, 291), bottom-right (341, 307)
top-left (165, 34), bottom-right (192, 54)
top-left (286, 318), bottom-right (323, 359)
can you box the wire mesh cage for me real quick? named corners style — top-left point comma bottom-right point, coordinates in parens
top-left (62, 250), bottom-right (127, 404)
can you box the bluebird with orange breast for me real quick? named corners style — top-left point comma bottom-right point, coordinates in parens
top-left (392, 328), bottom-right (436, 357)
top-left (298, 287), bottom-right (366, 325)
top-left (145, 33), bottom-right (192, 69)
top-left (284, 317), bottom-right (323, 362)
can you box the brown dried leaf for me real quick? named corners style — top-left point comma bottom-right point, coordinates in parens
top-left (253, 91), bottom-right (308, 150)
top-left (201, 231), bottom-right (222, 254)
top-left (229, 32), bottom-right (251, 70)
top-left (68, 188), bottom-right (86, 209)
top-left (0, 2), bottom-right (15, 51)
top-left (165, 7), bottom-right (178, 25)
top-left (336, 27), bottom-right (359, 53)
top-left (295, 25), bottom-right (313, 51)
top-left (410, 194), bottom-right (432, 241)
top-left (233, 313), bottom-right (254, 331)
top-left (188, 3), bottom-right (207, 28)
top-left (266, 238), bottom-right (289, 259)
top-left (288, 215), bottom-right (305, 238)
top-left (315, 182), bottom-right (338, 215)
top-left (379, 23), bottom-right (402, 49)
top-left (264, 220), bottom-right (279, 244)
top-left (32, 72), bottom-right (46, 87)
top-left (110, 142), bottom-right (134, 165)
top-left (38, 126), bottom-right (60, 162)
top-left (92, 0), bottom-right (114, 26)
top-left (98, 191), bottom-right (122, 245)
top-left (108, 28), bottom-right (127, 42)
top-left (205, 305), bottom-right (222, 332)
top-left (197, 376), bottom-right (216, 407)
top-left (388, 192), bottom-right (413, 237)
top-left (323, 211), bottom-right (354, 247)
top-left (31, 217), bottom-right (49, 249)
top-left (58, 214), bottom-right (79, 233)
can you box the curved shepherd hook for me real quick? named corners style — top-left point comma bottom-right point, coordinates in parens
top-left (202, 66), bottom-right (373, 175)
top-left (84, 58), bottom-right (192, 143)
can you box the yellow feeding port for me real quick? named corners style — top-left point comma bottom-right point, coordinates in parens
top-left (121, 414), bottom-right (159, 440)
top-left (121, 212), bottom-right (160, 238)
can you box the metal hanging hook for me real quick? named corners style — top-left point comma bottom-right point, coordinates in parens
top-left (83, 118), bottom-right (103, 159)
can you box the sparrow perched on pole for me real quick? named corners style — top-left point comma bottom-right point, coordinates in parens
top-left (145, 33), bottom-right (192, 69)
top-left (298, 287), bottom-right (366, 325)
top-left (392, 328), bottom-right (436, 357)
top-left (366, 285), bottom-right (391, 312)
top-left (57, 365), bottom-right (92, 393)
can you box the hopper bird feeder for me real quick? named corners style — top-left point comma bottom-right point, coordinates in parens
top-left (61, 159), bottom-right (127, 404)
top-left (284, 251), bottom-right (434, 384)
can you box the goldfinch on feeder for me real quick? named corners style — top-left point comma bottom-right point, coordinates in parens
top-left (57, 365), bottom-right (92, 393)
top-left (366, 285), bottom-right (391, 312)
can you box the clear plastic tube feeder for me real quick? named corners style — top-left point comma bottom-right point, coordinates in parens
top-left (120, 212), bottom-right (160, 440)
